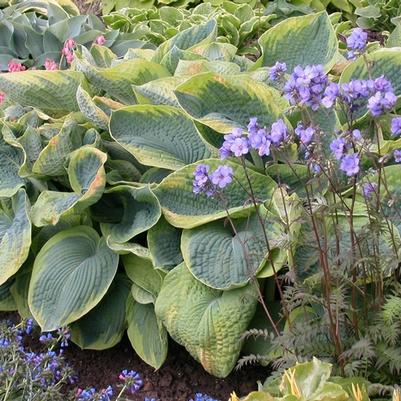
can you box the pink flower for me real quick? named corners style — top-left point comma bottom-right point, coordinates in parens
top-left (62, 38), bottom-right (75, 64)
top-left (64, 38), bottom-right (75, 50)
top-left (44, 58), bottom-right (58, 71)
top-left (0, 92), bottom-right (5, 104)
top-left (8, 60), bottom-right (26, 72)
top-left (95, 35), bottom-right (106, 45)
top-left (65, 52), bottom-right (74, 65)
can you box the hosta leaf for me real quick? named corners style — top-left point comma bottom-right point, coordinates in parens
top-left (257, 12), bottom-right (338, 72)
top-left (123, 252), bottom-right (164, 304)
top-left (155, 263), bottom-right (258, 377)
top-left (174, 60), bottom-right (241, 76)
top-left (0, 190), bottom-right (31, 285)
top-left (76, 58), bottom-right (171, 103)
top-left (154, 159), bottom-right (276, 229)
top-left (175, 72), bottom-right (287, 133)
top-left (76, 85), bottom-right (109, 130)
top-left (0, 277), bottom-right (17, 311)
top-left (126, 297), bottom-right (168, 369)
top-left (0, 135), bottom-right (25, 197)
top-left (181, 212), bottom-right (284, 289)
top-left (0, 71), bottom-right (84, 115)
top-left (153, 19), bottom-right (217, 63)
top-left (32, 119), bottom-right (86, 176)
top-left (70, 274), bottom-right (130, 350)
top-left (28, 226), bottom-right (119, 331)
top-left (110, 104), bottom-right (212, 170)
top-left (31, 147), bottom-right (107, 227)
top-left (97, 185), bottom-right (161, 243)
top-left (147, 216), bottom-right (183, 271)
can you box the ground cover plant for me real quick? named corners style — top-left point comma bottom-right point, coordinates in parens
top-left (2, 1), bottom-right (401, 399)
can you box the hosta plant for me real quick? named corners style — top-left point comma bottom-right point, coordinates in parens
top-left (1, 10), bottom-right (401, 384)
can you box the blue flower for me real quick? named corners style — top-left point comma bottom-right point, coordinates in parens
top-left (210, 166), bottom-right (233, 189)
top-left (193, 164), bottom-right (210, 194)
top-left (394, 149), bottom-right (401, 163)
top-left (363, 182), bottom-right (378, 198)
top-left (368, 90), bottom-right (397, 117)
top-left (340, 153), bottom-right (360, 176)
top-left (76, 387), bottom-right (96, 401)
top-left (270, 119), bottom-right (288, 145)
top-left (391, 117), bottom-right (401, 136)
top-left (99, 386), bottom-right (113, 401)
top-left (330, 138), bottom-right (346, 160)
top-left (269, 61), bottom-right (287, 81)
top-left (346, 28), bottom-right (367, 54)
top-left (39, 333), bottom-right (55, 345)
top-left (351, 129), bottom-right (362, 141)
top-left (230, 137), bottom-right (249, 157)
top-left (189, 393), bottom-right (220, 401)
top-left (219, 128), bottom-right (246, 159)
top-left (322, 82), bottom-right (339, 108)
top-left (119, 369), bottom-right (143, 394)
top-left (295, 122), bottom-right (315, 145)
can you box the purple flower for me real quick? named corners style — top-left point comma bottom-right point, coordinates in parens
top-left (39, 333), bottom-right (55, 345)
top-left (284, 64), bottom-right (329, 110)
top-left (391, 117), bottom-right (401, 136)
top-left (368, 91), bottom-right (397, 117)
top-left (269, 61), bottom-right (287, 81)
top-left (119, 370), bottom-right (143, 394)
top-left (330, 138), bottom-right (346, 160)
top-left (76, 387), bottom-right (96, 401)
top-left (193, 164), bottom-right (210, 194)
top-left (190, 394), bottom-right (220, 401)
top-left (295, 122), bottom-right (315, 145)
top-left (258, 138), bottom-right (272, 156)
top-left (219, 128), bottom-right (245, 159)
top-left (374, 76), bottom-right (393, 93)
top-left (24, 319), bottom-right (34, 335)
top-left (322, 82), bottom-right (340, 108)
top-left (99, 386), bottom-right (113, 401)
top-left (340, 153), bottom-right (360, 176)
top-left (363, 182), bottom-right (378, 198)
top-left (247, 117), bottom-right (259, 134)
top-left (394, 149), bottom-right (401, 162)
top-left (351, 129), bottom-right (362, 141)
top-left (230, 137), bottom-right (249, 157)
top-left (346, 28), bottom-right (367, 52)
top-left (0, 337), bottom-right (10, 348)
top-left (270, 119), bottom-right (288, 145)
top-left (249, 128), bottom-right (267, 149)
top-left (210, 166), bottom-right (233, 188)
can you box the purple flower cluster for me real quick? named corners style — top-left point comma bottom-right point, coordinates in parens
top-left (321, 76), bottom-right (397, 117)
top-left (283, 65), bottom-right (329, 111)
top-left (391, 117), bottom-right (401, 136)
top-left (220, 117), bottom-right (289, 160)
top-left (394, 149), bottom-right (401, 162)
top-left (193, 164), bottom-right (233, 197)
top-left (189, 393), bottom-right (220, 401)
top-left (330, 133), bottom-right (362, 177)
top-left (119, 369), bottom-right (143, 394)
top-left (76, 386), bottom-right (113, 401)
top-left (346, 28), bottom-right (368, 60)
top-left (269, 61), bottom-right (287, 82)
top-left (295, 123), bottom-right (315, 145)
top-left (363, 182), bottom-right (378, 198)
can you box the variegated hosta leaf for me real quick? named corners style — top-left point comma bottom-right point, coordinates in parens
top-left (76, 58), bottom-right (171, 103)
top-left (155, 263), bottom-right (258, 377)
top-left (0, 71), bottom-right (84, 115)
top-left (10, 269), bottom-right (33, 319)
top-left (126, 296), bottom-right (168, 370)
top-left (123, 253), bottom-right (164, 305)
top-left (76, 85), bottom-right (109, 130)
top-left (31, 147), bottom-right (107, 227)
top-left (181, 212), bottom-right (284, 290)
top-left (133, 76), bottom-right (186, 107)
top-left (154, 159), bottom-right (276, 229)
top-left (0, 277), bottom-right (17, 311)
top-left (110, 104), bottom-right (213, 170)
top-left (32, 119), bottom-right (87, 176)
top-left (0, 134), bottom-right (25, 197)
top-left (97, 185), bottom-right (161, 243)
top-left (174, 72), bottom-right (287, 133)
top-left (175, 60), bottom-right (241, 76)
top-left (160, 46), bottom-right (202, 74)
top-left (257, 12), bottom-right (338, 72)
top-left (70, 274), bottom-right (131, 350)
top-left (153, 19), bottom-right (217, 63)
top-left (0, 189), bottom-right (31, 285)
top-left (147, 216), bottom-right (183, 271)
top-left (28, 226), bottom-right (119, 331)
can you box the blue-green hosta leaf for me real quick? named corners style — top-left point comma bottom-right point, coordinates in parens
top-left (340, 49), bottom-right (401, 119)
top-left (0, 277), bottom-right (17, 311)
top-left (76, 58), bottom-right (171, 103)
top-left (174, 72), bottom-right (287, 133)
top-left (154, 159), bottom-right (276, 229)
top-left (70, 274), bottom-right (131, 350)
top-left (110, 104), bottom-right (212, 170)
top-left (182, 211), bottom-right (285, 289)
top-left (0, 134), bottom-right (25, 197)
top-left (160, 46), bottom-right (203, 74)
top-left (28, 226), bottom-right (119, 331)
top-left (257, 12), bottom-right (338, 72)
top-left (10, 268), bottom-right (32, 319)
top-left (155, 263), bottom-right (258, 377)
top-left (133, 76), bottom-right (186, 107)
top-left (31, 147), bottom-right (107, 227)
top-left (174, 60), bottom-right (241, 76)
top-left (147, 216), bottom-right (183, 271)
top-left (153, 19), bottom-right (217, 63)
top-left (0, 71), bottom-right (84, 115)
top-left (0, 189), bottom-right (31, 285)
top-left (126, 297), bottom-right (168, 370)
top-left (76, 85), bottom-right (109, 130)
top-left (32, 119), bottom-right (86, 176)
top-left (97, 185), bottom-right (161, 243)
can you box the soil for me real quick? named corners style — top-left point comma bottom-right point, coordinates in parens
top-left (1, 312), bottom-right (268, 401)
